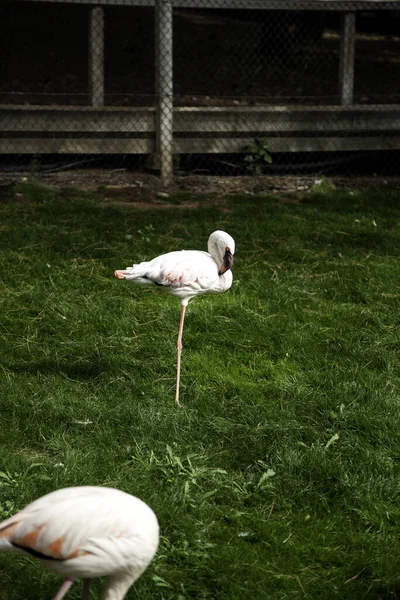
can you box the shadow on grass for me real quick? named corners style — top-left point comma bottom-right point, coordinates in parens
top-left (8, 357), bottom-right (110, 381)
top-left (305, 185), bottom-right (400, 212)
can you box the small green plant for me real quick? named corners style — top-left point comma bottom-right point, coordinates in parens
top-left (0, 465), bottom-right (52, 489)
top-left (130, 444), bottom-right (227, 507)
top-left (0, 500), bottom-right (15, 520)
top-left (28, 156), bottom-right (41, 180)
top-left (242, 138), bottom-right (272, 175)
top-left (137, 224), bottom-right (155, 243)
top-left (310, 176), bottom-right (336, 193)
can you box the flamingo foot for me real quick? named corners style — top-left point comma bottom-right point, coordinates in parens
top-left (114, 270), bottom-right (128, 279)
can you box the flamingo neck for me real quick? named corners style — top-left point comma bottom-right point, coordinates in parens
top-left (208, 238), bottom-right (225, 271)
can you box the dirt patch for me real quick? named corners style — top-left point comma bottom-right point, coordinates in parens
top-left (2, 169), bottom-right (399, 206)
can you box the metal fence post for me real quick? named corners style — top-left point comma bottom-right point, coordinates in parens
top-left (155, 0), bottom-right (174, 185)
top-left (89, 6), bottom-right (104, 107)
top-left (339, 12), bottom-right (356, 106)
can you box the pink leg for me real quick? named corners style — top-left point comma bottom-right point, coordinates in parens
top-left (52, 579), bottom-right (74, 600)
top-left (114, 270), bottom-right (128, 279)
top-left (175, 305), bottom-right (186, 406)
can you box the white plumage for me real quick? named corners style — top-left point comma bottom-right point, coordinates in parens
top-left (0, 486), bottom-right (159, 600)
top-left (115, 230), bottom-right (235, 405)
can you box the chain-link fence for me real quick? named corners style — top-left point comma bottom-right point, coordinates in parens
top-left (0, 0), bottom-right (399, 182)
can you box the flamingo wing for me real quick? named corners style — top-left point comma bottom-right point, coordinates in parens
top-left (144, 250), bottom-right (219, 289)
top-left (0, 487), bottom-right (159, 578)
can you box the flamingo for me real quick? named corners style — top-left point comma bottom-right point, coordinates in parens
top-left (114, 230), bottom-right (235, 406)
top-left (0, 486), bottom-right (159, 600)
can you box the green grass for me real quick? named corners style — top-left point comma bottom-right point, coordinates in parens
top-left (1, 181), bottom-right (400, 599)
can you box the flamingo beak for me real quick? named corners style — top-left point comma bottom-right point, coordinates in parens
top-left (219, 248), bottom-right (233, 276)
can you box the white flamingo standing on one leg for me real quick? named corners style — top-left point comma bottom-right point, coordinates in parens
top-left (0, 486), bottom-right (159, 600)
top-left (115, 230), bottom-right (235, 406)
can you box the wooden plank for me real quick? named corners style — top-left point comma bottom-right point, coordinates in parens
top-left (2, 135), bottom-right (399, 154)
top-left (174, 136), bottom-right (400, 153)
top-left (3, 135), bottom-right (400, 155)
top-left (0, 107), bottom-right (155, 132)
top-left (1, 104), bottom-right (399, 154)
top-left (174, 106), bottom-right (400, 133)
top-left (173, 0), bottom-right (400, 9)
top-left (339, 12), bottom-right (356, 106)
top-left (17, 0), bottom-right (400, 10)
top-left (2, 105), bottom-right (399, 134)
top-left (0, 138), bottom-right (154, 154)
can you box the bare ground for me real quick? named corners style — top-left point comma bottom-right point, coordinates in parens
top-left (2, 169), bottom-right (399, 208)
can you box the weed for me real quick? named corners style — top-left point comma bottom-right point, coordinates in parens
top-left (0, 500), bottom-right (15, 520)
top-left (28, 156), bottom-right (41, 180)
top-left (310, 176), bottom-right (336, 193)
top-left (242, 138), bottom-right (272, 175)
top-left (137, 224), bottom-right (155, 243)
top-left (130, 445), bottom-right (227, 508)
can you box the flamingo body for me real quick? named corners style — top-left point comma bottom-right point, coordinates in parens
top-left (114, 230), bottom-right (235, 404)
top-left (0, 486), bottom-right (159, 600)
top-left (120, 249), bottom-right (232, 305)
top-left (115, 230), bottom-right (235, 306)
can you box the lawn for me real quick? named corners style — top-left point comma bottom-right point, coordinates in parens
top-left (1, 180), bottom-right (400, 599)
